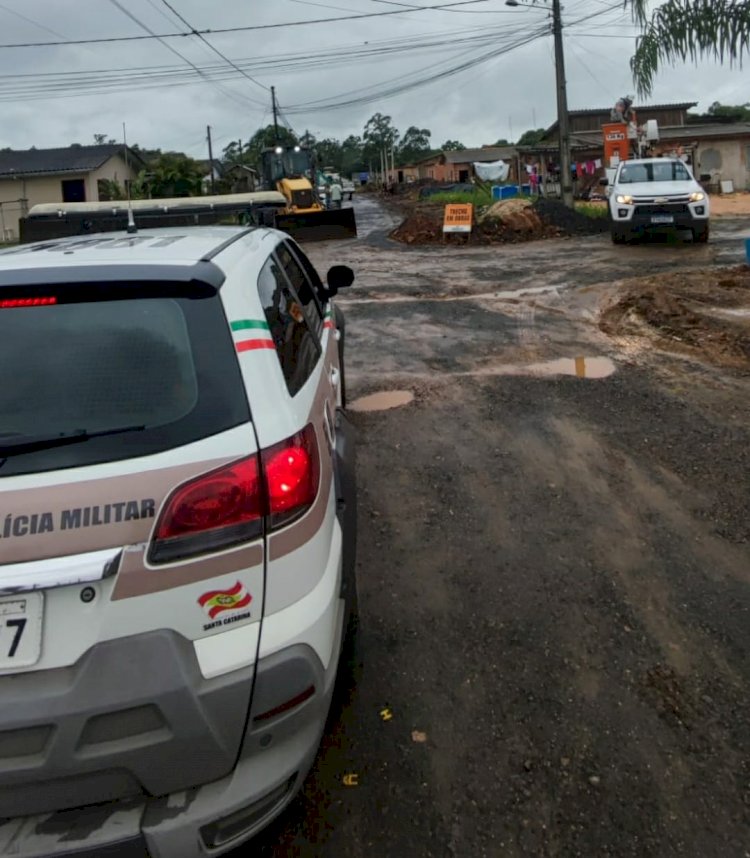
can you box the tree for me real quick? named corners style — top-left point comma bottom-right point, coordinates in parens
top-left (441, 140), bottom-right (465, 151)
top-left (363, 113), bottom-right (399, 169)
top-left (494, 138), bottom-right (510, 146)
top-left (93, 133), bottom-right (116, 145)
top-left (315, 138), bottom-right (343, 170)
top-left (627, 0), bottom-right (750, 96)
top-left (397, 126), bottom-right (432, 165)
top-left (516, 128), bottom-right (546, 146)
top-left (688, 101), bottom-right (750, 123)
top-left (243, 125), bottom-right (298, 171)
top-left (133, 151), bottom-right (204, 198)
top-left (341, 135), bottom-right (366, 176)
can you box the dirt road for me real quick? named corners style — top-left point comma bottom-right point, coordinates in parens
top-left (241, 197), bottom-right (750, 857)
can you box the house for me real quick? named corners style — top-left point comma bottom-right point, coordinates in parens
top-left (542, 102), bottom-right (698, 139)
top-left (200, 158), bottom-right (224, 194)
top-left (221, 163), bottom-right (258, 194)
top-left (0, 144), bottom-right (142, 241)
top-left (401, 146), bottom-right (520, 184)
top-left (528, 103), bottom-right (750, 193)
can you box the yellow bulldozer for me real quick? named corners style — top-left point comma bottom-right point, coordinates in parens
top-left (259, 145), bottom-right (357, 241)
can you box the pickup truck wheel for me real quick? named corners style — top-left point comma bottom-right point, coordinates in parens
top-left (611, 228), bottom-right (627, 245)
top-left (693, 225), bottom-right (709, 244)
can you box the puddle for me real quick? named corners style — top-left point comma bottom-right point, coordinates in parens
top-left (526, 356), bottom-right (616, 379)
top-left (349, 390), bottom-right (415, 412)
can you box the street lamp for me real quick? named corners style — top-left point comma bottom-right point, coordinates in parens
top-left (506, 0), bottom-right (574, 207)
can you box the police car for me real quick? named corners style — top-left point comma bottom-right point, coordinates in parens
top-left (0, 225), bottom-right (357, 856)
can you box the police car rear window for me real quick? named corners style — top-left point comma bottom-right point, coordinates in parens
top-left (0, 289), bottom-right (249, 477)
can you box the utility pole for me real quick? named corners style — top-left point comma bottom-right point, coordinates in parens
top-left (206, 125), bottom-right (215, 194)
top-left (551, 0), bottom-right (573, 207)
top-left (271, 86), bottom-right (279, 141)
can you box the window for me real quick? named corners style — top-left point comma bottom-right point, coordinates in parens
top-left (0, 289), bottom-right (248, 477)
top-left (257, 256), bottom-right (321, 396)
top-left (61, 178), bottom-right (86, 202)
top-left (277, 242), bottom-right (324, 337)
top-left (619, 161), bottom-right (691, 184)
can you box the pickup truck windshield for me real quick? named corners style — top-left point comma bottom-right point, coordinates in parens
top-left (618, 162), bottom-right (692, 184)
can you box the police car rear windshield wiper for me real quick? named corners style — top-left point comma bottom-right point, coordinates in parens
top-left (0, 425), bottom-right (146, 455)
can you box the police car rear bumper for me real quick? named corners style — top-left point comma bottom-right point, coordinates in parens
top-left (0, 632), bottom-right (343, 857)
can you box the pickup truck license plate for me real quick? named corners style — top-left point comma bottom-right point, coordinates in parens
top-left (0, 593), bottom-right (43, 670)
top-left (651, 215), bottom-right (674, 224)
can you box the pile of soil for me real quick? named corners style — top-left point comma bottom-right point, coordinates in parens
top-left (535, 198), bottom-right (610, 236)
top-left (600, 265), bottom-right (750, 368)
top-left (390, 197), bottom-right (608, 245)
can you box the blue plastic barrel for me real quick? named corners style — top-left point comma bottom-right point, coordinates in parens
top-left (500, 185), bottom-right (519, 199)
top-left (491, 186), bottom-right (502, 200)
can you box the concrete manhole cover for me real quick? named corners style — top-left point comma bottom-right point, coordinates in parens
top-left (349, 390), bottom-right (415, 413)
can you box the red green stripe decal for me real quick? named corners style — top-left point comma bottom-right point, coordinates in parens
top-left (231, 319), bottom-right (274, 354)
top-left (231, 319), bottom-right (270, 332)
top-left (236, 339), bottom-right (276, 352)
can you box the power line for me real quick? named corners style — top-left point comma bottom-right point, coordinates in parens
top-left (0, 0), bottom-right (502, 49)
top-left (284, 26), bottom-right (549, 114)
top-left (105, 0), bottom-right (265, 109)
top-left (0, 2), bottom-right (67, 38)
top-left (0, 26), bottom-right (518, 102)
top-left (158, 0), bottom-right (269, 93)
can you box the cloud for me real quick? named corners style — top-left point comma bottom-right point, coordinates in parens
top-left (0, 0), bottom-right (744, 155)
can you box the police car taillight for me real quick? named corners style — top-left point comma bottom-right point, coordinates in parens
top-left (149, 425), bottom-right (320, 563)
top-left (0, 296), bottom-right (57, 308)
top-left (262, 424), bottom-right (320, 529)
top-left (150, 456), bottom-right (264, 563)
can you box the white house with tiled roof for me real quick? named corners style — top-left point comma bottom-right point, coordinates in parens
top-left (0, 144), bottom-right (143, 241)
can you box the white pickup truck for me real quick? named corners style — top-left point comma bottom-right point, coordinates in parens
top-left (607, 157), bottom-right (710, 244)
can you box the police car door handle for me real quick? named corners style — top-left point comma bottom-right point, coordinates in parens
top-left (330, 368), bottom-right (340, 388)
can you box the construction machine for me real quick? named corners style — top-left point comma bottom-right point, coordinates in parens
top-left (258, 145), bottom-right (357, 241)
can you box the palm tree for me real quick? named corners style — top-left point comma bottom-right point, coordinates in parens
top-left (628, 0), bottom-right (750, 96)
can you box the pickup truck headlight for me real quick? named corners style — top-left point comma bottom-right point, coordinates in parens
top-left (615, 194), bottom-right (634, 205)
top-left (689, 191), bottom-right (705, 202)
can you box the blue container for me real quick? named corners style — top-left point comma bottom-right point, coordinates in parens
top-left (746, 238), bottom-right (750, 263)
top-left (491, 185), bottom-right (502, 200)
top-left (521, 184), bottom-right (531, 196)
top-left (500, 185), bottom-right (519, 199)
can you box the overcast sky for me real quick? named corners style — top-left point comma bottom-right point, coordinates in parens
top-left (0, 0), bottom-right (746, 158)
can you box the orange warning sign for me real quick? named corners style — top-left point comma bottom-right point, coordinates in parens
top-left (443, 204), bottom-right (473, 233)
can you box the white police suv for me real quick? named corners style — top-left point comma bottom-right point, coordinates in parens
top-left (0, 225), bottom-right (357, 856)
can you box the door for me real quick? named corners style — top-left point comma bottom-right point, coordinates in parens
top-left (61, 179), bottom-right (86, 202)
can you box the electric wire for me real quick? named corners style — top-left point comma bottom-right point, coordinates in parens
top-left (158, 0), bottom-right (269, 93)
top-left (105, 0), bottom-right (265, 109)
top-left (0, 0), bottom-right (503, 49)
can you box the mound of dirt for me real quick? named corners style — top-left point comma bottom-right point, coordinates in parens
top-left (600, 265), bottom-right (750, 368)
top-left (534, 198), bottom-right (610, 236)
top-left (390, 197), bottom-right (608, 245)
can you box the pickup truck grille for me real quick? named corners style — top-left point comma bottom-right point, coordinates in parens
top-left (632, 195), bottom-right (690, 204)
top-left (634, 203), bottom-right (689, 216)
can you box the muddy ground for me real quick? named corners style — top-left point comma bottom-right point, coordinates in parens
top-left (238, 198), bottom-right (750, 857)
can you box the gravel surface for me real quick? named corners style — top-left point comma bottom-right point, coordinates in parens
top-left (236, 197), bottom-right (750, 858)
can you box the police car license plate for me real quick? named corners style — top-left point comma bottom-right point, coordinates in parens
top-left (651, 215), bottom-right (674, 224)
top-left (0, 593), bottom-right (43, 670)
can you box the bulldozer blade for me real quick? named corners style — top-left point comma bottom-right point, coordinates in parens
top-left (274, 206), bottom-right (357, 242)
